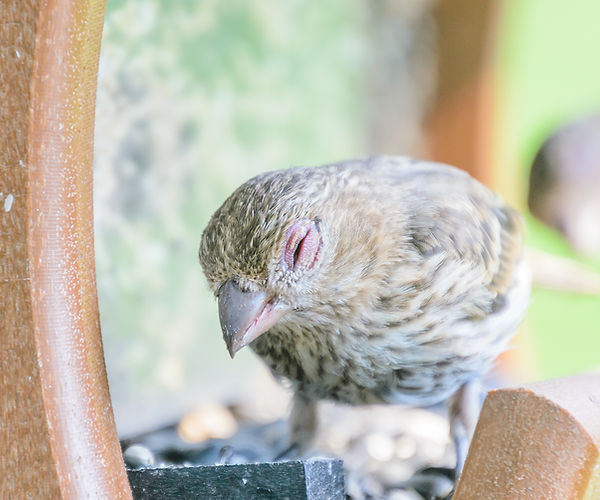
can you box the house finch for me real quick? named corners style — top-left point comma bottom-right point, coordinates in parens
top-left (199, 156), bottom-right (530, 475)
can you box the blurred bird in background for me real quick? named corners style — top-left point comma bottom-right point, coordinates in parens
top-left (529, 114), bottom-right (600, 257)
top-left (199, 156), bottom-right (531, 477)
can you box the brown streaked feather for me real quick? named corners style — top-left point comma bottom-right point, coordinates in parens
top-left (488, 205), bottom-right (524, 296)
top-left (399, 163), bottom-right (524, 313)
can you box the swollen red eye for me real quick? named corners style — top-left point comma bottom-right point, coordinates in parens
top-left (283, 219), bottom-right (321, 271)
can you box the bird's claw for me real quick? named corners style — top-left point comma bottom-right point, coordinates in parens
top-left (218, 445), bottom-right (235, 465)
top-left (396, 466), bottom-right (455, 500)
top-left (273, 442), bottom-right (300, 461)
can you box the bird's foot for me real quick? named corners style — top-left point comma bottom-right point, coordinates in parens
top-left (273, 442), bottom-right (300, 461)
top-left (396, 466), bottom-right (455, 500)
top-left (449, 380), bottom-right (484, 477)
top-left (344, 470), bottom-right (386, 500)
top-left (217, 445), bottom-right (255, 465)
top-left (273, 393), bottom-right (316, 462)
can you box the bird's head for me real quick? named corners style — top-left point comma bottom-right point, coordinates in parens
top-left (199, 168), bottom-right (339, 358)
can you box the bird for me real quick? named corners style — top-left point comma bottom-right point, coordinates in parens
top-left (528, 113), bottom-right (600, 256)
top-left (199, 156), bottom-right (531, 476)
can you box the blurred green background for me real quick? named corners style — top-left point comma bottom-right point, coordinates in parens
top-left (496, 0), bottom-right (600, 379)
top-left (96, 0), bottom-right (600, 435)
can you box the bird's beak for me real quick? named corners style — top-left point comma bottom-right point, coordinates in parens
top-left (218, 279), bottom-right (290, 358)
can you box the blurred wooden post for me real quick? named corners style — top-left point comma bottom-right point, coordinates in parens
top-left (455, 374), bottom-right (600, 499)
top-left (0, 1), bottom-right (131, 498)
top-left (425, 0), bottom-right (502, 186)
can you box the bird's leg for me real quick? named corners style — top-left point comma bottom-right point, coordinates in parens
top-left (448, 379), bottom-right (484, 479)
top-left (275, 392), bottom-right (317, 461)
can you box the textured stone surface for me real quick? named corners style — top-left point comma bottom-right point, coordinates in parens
top-left (127, 459), bottom-right (344, 500)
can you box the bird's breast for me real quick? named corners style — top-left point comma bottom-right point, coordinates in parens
top-left (250, 318), bottom-right (478, 407)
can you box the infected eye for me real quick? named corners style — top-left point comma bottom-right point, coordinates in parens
top-left (283, 219), bottom-right (321, 272)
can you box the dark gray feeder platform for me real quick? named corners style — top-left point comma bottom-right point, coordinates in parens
top-left (127, 458), bottom-right (345, 500)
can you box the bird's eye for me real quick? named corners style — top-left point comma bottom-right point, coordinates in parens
top-left (283, 219), bottom-right (321, 272)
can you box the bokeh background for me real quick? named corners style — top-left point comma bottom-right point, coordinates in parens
top-left (95, 0), bottom-right (600, 436)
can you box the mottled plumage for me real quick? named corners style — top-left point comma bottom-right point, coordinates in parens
top-left (199, 156), bottom-right (530, 473)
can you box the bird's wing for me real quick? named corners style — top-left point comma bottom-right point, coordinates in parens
top-left (485, 205), bottom-right (524, 297)
top-left (392, 162), bottom-right (525, 301)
